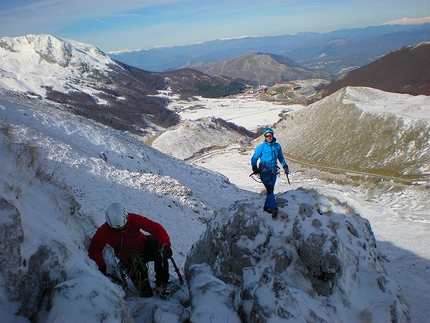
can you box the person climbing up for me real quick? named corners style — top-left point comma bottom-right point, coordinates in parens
top-left (88, 202), bottom-right (172, 298)
top-left (251, 127), bottom-right (290, 218)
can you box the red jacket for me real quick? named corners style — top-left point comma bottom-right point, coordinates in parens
top-left (88, 213), bottom-right (171, 269)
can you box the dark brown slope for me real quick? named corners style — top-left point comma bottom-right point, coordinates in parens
top-left (46, 65), bottom-right (247, 135)
top-left (320, 42), bottom-right (430, 97)
top-left (160, 68), bottom-right (250, 99)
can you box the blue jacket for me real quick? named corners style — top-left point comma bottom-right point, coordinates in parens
top-left (251, 138), bottom-right (287, 171)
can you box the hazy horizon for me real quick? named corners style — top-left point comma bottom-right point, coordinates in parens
top-left (1, 0), bottom-right (429, 52)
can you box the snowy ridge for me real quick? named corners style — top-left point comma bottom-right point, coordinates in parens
top-left (344, 87), bottom-right (430, 121)
top-left (0, 34), bottom-right (182, 134)
top-left (0, 34), bottom-right (117, 98)
top-left (151, 118), bottom-right (251, 160)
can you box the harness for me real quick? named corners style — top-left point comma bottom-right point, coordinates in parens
top-left (250, 164), bottom-right (280, 183)
top-left (116, 230), bottom-right (147, 272)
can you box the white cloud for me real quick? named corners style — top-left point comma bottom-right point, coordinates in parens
top-left (382, 16), bottom-right (430, 25)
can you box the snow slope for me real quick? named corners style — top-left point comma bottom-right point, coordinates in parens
top-left (151, 118), bottom-right (251, 161)
top-left (0, 34), bottom-right (115, 99)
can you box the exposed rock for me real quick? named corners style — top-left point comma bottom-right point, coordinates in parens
top-left (0, 197), bottom-right (23, 275)
top-left (185, 203), bottom-right (273, 286)
top-left (185, 188), bottom-right (410, 322)
top-left (18, 244), bottom-right (68, 318)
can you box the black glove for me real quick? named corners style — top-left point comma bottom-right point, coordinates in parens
top-left (161, 244), bottom-right (172, 259)
top-left (252, 165), bottom-right (259, 174)
top-left (283, 165), bottom-right (290, 175)
top-left (98, 266), bottom-right (107, 276)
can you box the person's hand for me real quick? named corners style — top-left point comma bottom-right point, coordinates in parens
top-left (252, 165), bottom-right (259, 174)
top-left (283, 165), bottom-right (290, 175)
top-left (161, 244), bottom-right (172, 259)
top-left (98, 266), bottom-right (107, 276)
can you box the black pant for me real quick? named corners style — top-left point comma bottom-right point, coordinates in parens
top-left (120, 237), bottom-right (169, 296)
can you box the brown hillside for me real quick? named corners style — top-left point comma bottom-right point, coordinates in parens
top-left (181, 51), bottom-right (331, 85)
top-left (320, 42), bottom-right (430, 97)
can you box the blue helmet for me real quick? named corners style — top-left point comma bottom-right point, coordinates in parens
top-left (263, 128), bottom-right (274, 136)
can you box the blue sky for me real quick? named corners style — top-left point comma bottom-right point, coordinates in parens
top-left (0, 0), bottom-right (429, 52)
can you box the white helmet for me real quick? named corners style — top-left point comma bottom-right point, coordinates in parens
top-left (105, 202), bottom-right (128, 229)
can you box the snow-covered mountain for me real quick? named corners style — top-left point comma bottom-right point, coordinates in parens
top-left (0, 34), bottom-right (254, 137)
top-left (0, 34), bottom-right (113, 98)
top-left (0, 34), bottom-right (179, 135)
top-left (1, 34), bottom-right (429, 323)
top-left (0, 89), bottom-right (415, 323)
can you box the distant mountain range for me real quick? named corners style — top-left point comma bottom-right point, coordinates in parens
top-left (110, 23), bottom-right (430, 76)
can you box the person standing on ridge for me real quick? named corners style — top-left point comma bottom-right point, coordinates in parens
top-left (251, 127), bottom-right (289, 218)
top-left (88, 202), bottom-right (172, 298)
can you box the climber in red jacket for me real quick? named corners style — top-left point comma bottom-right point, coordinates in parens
top-left (88, 202), bottom-right (172, 298)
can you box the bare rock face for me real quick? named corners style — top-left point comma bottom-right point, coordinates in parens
top-left (0, 198), bottom-right (23, 271)
top-left (185, 188), bottom-right (410, 323)
top-left (0, 197), bottom-right (67, 318)
top-left (185, 203), bottom-right (274, 286)
top-left (18, 245), bottom-right (68, 318)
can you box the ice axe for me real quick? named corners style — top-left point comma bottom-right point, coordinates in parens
top-left (161, 245), bottom-right (184, 285)
top-left (170, 257), bottom-right (184, 285)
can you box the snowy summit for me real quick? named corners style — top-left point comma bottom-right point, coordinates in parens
top-left (0, 34), bottom-right (113, 98)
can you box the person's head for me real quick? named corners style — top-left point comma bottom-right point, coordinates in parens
top-left (263, 128), bottom-right (274, 141)
top-left (105, 202), bottom-right (128, 231)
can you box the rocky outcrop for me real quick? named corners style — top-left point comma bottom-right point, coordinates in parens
top-left (0, 187), bottom-right (410, 322)
top-left (185, 188), bottom-right (410, 322)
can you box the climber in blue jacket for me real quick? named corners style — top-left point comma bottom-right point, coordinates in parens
top-left (251, 128), bottom-right (289, 218)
